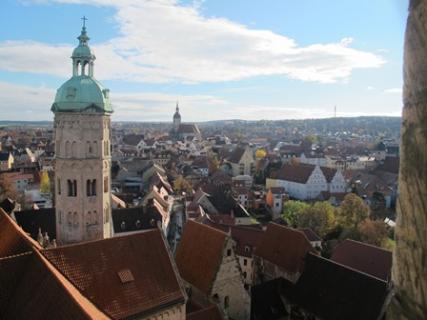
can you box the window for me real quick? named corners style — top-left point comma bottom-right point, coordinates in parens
top-left (224, 296), bottom-right (229, 309)
top-left (57, 178), bottom-right (61, 195)
top-left (104, 177), bottom-right (108, 193)
top-left (243, 271), bottom-right (247, 279)
top-left (244, 259), bottom-right (247, 266)
top-left (227, 249), bottom-right (231, 256)
top-left (87, 179), bottom-right (97, 196)
top-left (67, 179), bottom-right (77, 197)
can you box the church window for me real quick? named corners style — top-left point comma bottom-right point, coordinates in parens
top-left (67, 179), bottom-right (77, 197)
top-left (224, 296), bottom-right (229, 309)
top-left (87, 141), bottom-right (92, 155)
top-left (57, 178), bottom-right (61, 195)
top-left (87, 179), bottom-right (97, 196)
top-left (227, 249), bottom-right (232, 256)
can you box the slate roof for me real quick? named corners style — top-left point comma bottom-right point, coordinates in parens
top-left (42, 230), bottom-right (186, 320)
top-left (282, 253), bottom-right (389, 320)
top-left (320, 166), bottom-right (338, 183)
top-left (177, 124), bottom-right (200, 134)
top-left (254, 223), bottom-right (313, 274)
top-left (14, 208), bottom-right (56, 240)
top-left (227, 147), bottom-right (246, 164)
top-left (0, 152), bottom-right (10, 161)
top-left (111, 206), bottom-right (161, 234)
top-left (122, 134), bottom-right (144, 146)
top-left (0, 208), bottom-right (41, 258)
top-left (331, 239), bottom-right (392, 281)
top-left (251, 278), bottom-right (289, 320)
top-left (175, 220), bottom-right (227, 294)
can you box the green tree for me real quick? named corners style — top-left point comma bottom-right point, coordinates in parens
top-left (282, 200), bottom-right (309, 226)
top-left (40, 170), bottom-right (51, 194)
top-left (338, 193), bottom-right (370, 228)
top-left (295, 201), bottom-right (336, 237)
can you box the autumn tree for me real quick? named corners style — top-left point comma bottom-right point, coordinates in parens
top-left (0, 175), bottom-right (17, 201)
top-left (282, 200), bottom-right (309, 226)
top-left (40, 170), bottom-right (51, 194)
top-left (173, 175), bottom-right (193, 194)
top-left (338, 193), bottom-right (370, 228)
top-left (358, 218), bottom-right (388, 248)
top-left (389, 1), bottom-right (427, 318)
top-left (295, 201), bottom-right (336, 237)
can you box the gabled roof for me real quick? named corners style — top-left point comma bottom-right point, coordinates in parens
top-left (42, 230), bottom-right (186, 320)
top-left (231, 225), bottom-right (263, 257)
top-left (331, 239), bottom-right (392, 281)
top-left (275, 163), bottom-right (315, 184)
top-left (13, 208), bottom-right (56, 240)
top-left (254, 223), bottom-right (313, 274)
top-left (122, 134), bottom-right (144, 146)
top-left (0, 250), bottom-right (109, 320)
top-left (0, 207), bottom-right (41, 258)
top-left (227, 147), bottom-right (246, 164)
top-left (320, 166), bottom-right (338, 183)
top-left (283, 253), bottom-right (389, 320)
top-left (112, 206), bottom-right (161, 234)
top-left (175, 220), bottom-right (227, 294)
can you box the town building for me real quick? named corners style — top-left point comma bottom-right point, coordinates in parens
top-left (170, 103), bottom-right (201, 141)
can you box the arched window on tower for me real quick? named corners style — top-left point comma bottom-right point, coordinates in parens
top-left (68, 179), bottom-right (77, 197)
top-left (93, 141), bottom-right (98, 156)
top-left (87, 141), bottom-right (92, 156)
top-left (86, 180), bottom-right (91, 196)
top-left (57, 178), bottom-right (61, 195)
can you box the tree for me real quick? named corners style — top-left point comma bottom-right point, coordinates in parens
top-left (295, 201), bottom-right (336, 237)
top-left (389, 1), bottom-right (427, 318)
top-left (358, 218), bottom-right (388, 248)
top-left (282, 200), bottom-right (309, 226)
top-left (338, 193), bottom-right (369, 228)
top-left (173, 175), bottom-right (193, 194)
top-left (208, 154), bottom-right (220, 174)
top-left (0, 175), bottom-right (18, 201)
top-left (40, 170), bottom-right (51, 194)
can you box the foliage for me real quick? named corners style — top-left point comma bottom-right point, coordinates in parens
top-left (255, 148), bottom-right (267, 159)
top-left (357, 218), bottom-right (389, 247)
top-left (338, 193), bottom-right (370, 228)
top-left (370, 191), bottom-right (387, 220)
top-left (173, 175), bottom-right (193, 194)
top-left (40, 170), bottom-right (51, 194)
top-left (208, 154), bottom-right (220, 173)
top-left (294, 201), bottom-right (336, 237)
top-left (282, 200), bottom-right (309, 226)
top-left (0, 175), bottom-right (18, 201)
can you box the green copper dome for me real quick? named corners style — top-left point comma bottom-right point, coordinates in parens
top-left (52, 76), bottom-right (112, 113)
top-left (51, 22), bottom-right (113, 114)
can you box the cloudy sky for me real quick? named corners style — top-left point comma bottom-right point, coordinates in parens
top-left (0, 0), bottom-right (407, 121)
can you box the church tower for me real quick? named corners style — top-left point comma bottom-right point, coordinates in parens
top-left (51, 19), bottom-right (113, 244)
top-left (173, 102), bottom-right (181, 132)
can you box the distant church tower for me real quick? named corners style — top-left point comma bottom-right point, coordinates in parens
top-left (173, 102), bottom-right (181, 132)
top-left (51, 19), bottom-right (113, 244)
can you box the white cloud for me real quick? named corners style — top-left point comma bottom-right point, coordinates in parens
top-left (2, 0), bottom-right (385, 84)
top-left (384, 88), bottom-right (402, 94)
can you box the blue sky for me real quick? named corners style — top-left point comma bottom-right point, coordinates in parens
top-left (0, 0), bottom-right (408, 121)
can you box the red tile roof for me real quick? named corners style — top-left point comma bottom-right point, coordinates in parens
top-left (331, 239), bottom-right (392, 281)
top-left (42, 230), bottom-right (185, 319)
top-left (175, 220), bottom-right (227, 294)
top-left (231, 226), bottom-right (264, 258)
top-left (255, 223), bottom-right (313, 274)
top-left (0, 251), bottom-right (109, 320)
